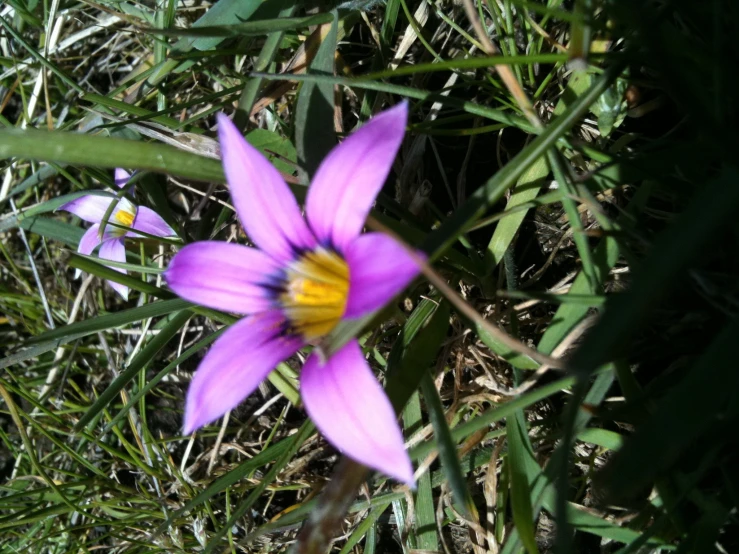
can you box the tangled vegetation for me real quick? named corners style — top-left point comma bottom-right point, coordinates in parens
top-left (1, 0), bottom-right (738, 552)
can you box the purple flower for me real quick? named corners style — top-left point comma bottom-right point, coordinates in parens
top-left (59, 169), bottom-right (176, 301)
top-left (164, 102), bottom-right (420, 484)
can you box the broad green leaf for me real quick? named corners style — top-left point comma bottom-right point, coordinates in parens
top-left (172, 0), bottom-right (265, 52)
top-left (246, 128), bottom-right (297, 175)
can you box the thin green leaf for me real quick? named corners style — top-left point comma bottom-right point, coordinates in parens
top-left (421, 63), bottom-right (623, 259)
top-left (28, 298), bottom-right (190, 345)
top-left (507, 411), bottom-right (540, 554)
top-left (386, 298), bottom-right (451, 412)
top-left (237, 1), bottom-right (298, 119)
top-left (485, 156), bottom-right (549, 272)
top-left (537, 181), bottom-right (652, 354)
top-left (420, 372), bottom-right (475, 518)
top-left (0, 128), bottom-right (224, 183)
top-left (202, 420), bottom-right (315, 554)
top-left (294, 11), bottom-right (338, 178)
top-left (74, 309), bottom-right (192, 432)
top-left (338, 501), bottom-right (393, 554)
top-left (150, 13), bottom-right (334, 38)
top-left (402, 392), bottom-right (437, 551)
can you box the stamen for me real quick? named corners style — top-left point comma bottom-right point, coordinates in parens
top-left (281, 248), bottom-right (349, 341)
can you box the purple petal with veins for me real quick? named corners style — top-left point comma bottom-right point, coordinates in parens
top-left (306, 101), bottom-right (407, 252)
top-left (59, 194), bottom-right (116, 224)
top-left (115, 169), bottom-right (132, 188)
top-left (343, 232), bottom-right (422, 318)
top-left (301, 339), bottom-right (414, 485)
top-left (184, 311), bottom-right (303, 434)
top-left (164, 242), bottom-right (282, 315)
top-left (130, 206), bottom-right (176, 238)
top-left (98, 238), bottom-right (129, 301)
top-left (217, 113), bottom-right (316, 261)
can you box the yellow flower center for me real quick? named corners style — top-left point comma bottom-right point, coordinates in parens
top-left (281, 248), bottom-right (349, 341)
top-left (115, 209), bottom-right (135, 227)
top-left (108, 198), bottom-right (137, 237)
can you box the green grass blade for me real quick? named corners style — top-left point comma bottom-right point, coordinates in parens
top-left (236, 1), bottom-right (298, 119)
top-left (420, 372), bottom-right (475, 518)
top-left (485, 156), bottom-right (549, 272)
top-left (386, 299), bottom-right (451, 412)
top-left (402, 391), bottom-right (437, 550)
top-left (0, 128), bottom-right (224, 183)
top-left (173, 0), bottom-right (265, 52)
top-left (338, 501), bottom-right (392, 554)
top-left (27, 298), bottom-right (190, 344)
top-left (202, 420), bottom-right (315, 553)
top-left (73, 309), bottom-right (193, 432)
top-left (537, 181), bottom-right (652, 354)
top-left (294, 11), bottom-right (338, 178)
top-left (507, 411), bottom-right (540, 554)
top-left (100, 328), bottom-right (223, 435)
top-left (421, 62), bottom-right (623, 259)
top-left (155, 13), bottom-right (335, 38)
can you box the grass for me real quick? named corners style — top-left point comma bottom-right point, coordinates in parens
top-left (2, 0), bottom-right (739, 552)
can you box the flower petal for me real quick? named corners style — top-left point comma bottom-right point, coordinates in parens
top-left (184, 311), bottom-right (303, 434)
top-left (78, 224), bottom-right (104, 256)
top-left (130, 206), bottom-right (176, 238)
top-left (114, 169), bottom-right (131, 188)
top-left (98, 238), bottom-right (129, 301)
top-left (306, 102), bottom-right (408, 252)
top-left (76, 224), bottom-right (104, 279)
top-left (59, 193), bottom-right (116, 223)
top-left (343, 232), bottom-right (422, 319)
top-left (164, 242), bottom-right (282, 315)
top-left (217, 113), bottom-right (316, 261)
top-left (301, 340), bottom-right (413, 485)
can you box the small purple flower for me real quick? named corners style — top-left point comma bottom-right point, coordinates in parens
top-left (59, 169), bottom-right (176, 301)
top-left (164, 102), bottom-right (420, 484)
